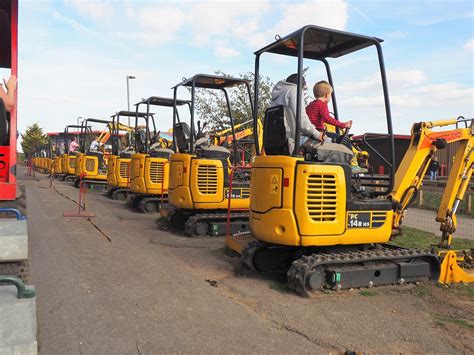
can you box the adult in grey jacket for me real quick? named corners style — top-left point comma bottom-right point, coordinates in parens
top-left (270, 74), bottom-right (323, 144)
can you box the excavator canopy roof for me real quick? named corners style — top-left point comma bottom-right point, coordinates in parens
top-left (175, 74), bottom-right (250, 90)
top-left (140, 96), bottom-right (190, 107)
top-left (113, 111), bottom-right (150, 117)
top-left (255, 25), bottom-right (383, 60)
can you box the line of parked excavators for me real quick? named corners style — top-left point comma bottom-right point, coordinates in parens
top-left (31, 25), bottom-right (472, 295)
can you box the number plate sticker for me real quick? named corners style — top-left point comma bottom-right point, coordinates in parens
top-left (225, 188), bottom-right (242, 199)
top-left (347, 212), bottom-right (371, 228)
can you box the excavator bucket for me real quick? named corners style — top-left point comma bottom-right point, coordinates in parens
top-left (438, 250), bottom-right (474, 284)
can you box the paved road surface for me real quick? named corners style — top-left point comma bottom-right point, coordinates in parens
top-left (404, 207), bottom-right (473, 240)
top-left (19, 167), bottom-right (472, 354)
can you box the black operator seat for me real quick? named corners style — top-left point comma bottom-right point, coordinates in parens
top-left (262, 105), bottom-right (294, 156)
top-left (262, 104), bottom-right (353, 165)
top-left (149, 147), bottom-right (174, 159)
top-left (174, 122), bottom-right (191, 153)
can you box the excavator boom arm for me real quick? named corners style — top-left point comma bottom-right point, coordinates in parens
top-left (390, 118), bottom-right (473, 233)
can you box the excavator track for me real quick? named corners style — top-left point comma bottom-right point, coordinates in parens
top-left (138, 196), bottom-right (166, 213)
top-left (126, 194), bottom-right (168, 213)
top-left (184, 212), bottom-right (249, 238)
top-left (110, 188), bottom-right (128, 201)
top-left (73, 178), bottom-right (107, 188)
top-left (287, 245), bottom-right (440, 296)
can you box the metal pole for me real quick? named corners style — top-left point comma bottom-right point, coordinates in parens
top-left (126, 76), bottom-right (130, 126)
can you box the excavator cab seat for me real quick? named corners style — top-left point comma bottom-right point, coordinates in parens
top-left (263, 105), bottom-right (353, 165)
top-left (262, 105), bottom-right (294, 155)
top-left (202, 145), bottom-right (231, 160)
top-left (119, 150), bottom-right (135, 158)
top-left (174, 122), bottom-right (191, 153)
top-left (149, 147), bottom-right (174, 159)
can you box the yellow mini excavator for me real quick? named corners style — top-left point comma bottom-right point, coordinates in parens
top-left (73, 118), bottom-right (112, 188)
top-left (127, 96), bottom-right (189, 213)
top-left (105, 111), bottom-right (138, 200)
top-left (225, 25), bottom-right (473, 294)
top-left (163, 74), bottom-right (262, 237)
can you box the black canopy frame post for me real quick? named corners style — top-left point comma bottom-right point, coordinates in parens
top-left (80, 118), bottom-right (111, 153)
top-left (252, 25), bottom-right (395, 196)
top-left (64, 125), bottom-right (83, 154)
top-left (112, 110), bottom-right (149, 156)
top-left (172, 74), bottom-right (254, 159)
top-left (134, 96), bottom-right (191, 154)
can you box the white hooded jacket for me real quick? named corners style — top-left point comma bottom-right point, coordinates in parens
top-left (270, 80), bottom-right (322, 141)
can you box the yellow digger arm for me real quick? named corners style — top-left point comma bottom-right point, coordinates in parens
top-left (391, 118), bottom-right (473, 235)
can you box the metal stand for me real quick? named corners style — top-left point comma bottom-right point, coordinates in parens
top-left (63, 175), bottom-right (95, 217)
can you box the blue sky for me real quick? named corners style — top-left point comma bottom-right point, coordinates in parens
top-left (11, 0), bottom-right (473, 140)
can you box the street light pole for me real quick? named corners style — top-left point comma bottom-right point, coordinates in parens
top-left (126, 75), bottom-right (136, 126)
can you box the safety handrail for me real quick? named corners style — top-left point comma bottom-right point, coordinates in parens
top-left (0, 208), bottom-right (26, 220)
top-left (361, 133), bottom-right (393, 169)
top-left (0, 276), bottom-right (36, 299)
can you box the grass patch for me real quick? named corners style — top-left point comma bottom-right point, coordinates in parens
top-left (390, 227), bottom-right (474, 250)
top-left (419, 191), bottom-right (473, 218)
top-left (412, 285), bottom-right (432, 298)
top-left (359, 290), bottom-right (377, 297)
top-left (434, 315), bottom-right (474, 329)
top-left (451, 283), bottom-right (474, 300)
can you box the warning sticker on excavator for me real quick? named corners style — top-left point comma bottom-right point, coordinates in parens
top-left (270, 175), bottom-right (279, 194)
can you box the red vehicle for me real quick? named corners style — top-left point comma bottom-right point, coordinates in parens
top-left (0, 0), bottom-right (18, 201)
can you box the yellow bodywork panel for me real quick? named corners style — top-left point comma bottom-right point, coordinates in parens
top-left (249, 167), bottom-right (282, 213)
top-left (294, 164), bottom-right (346, 236)
top-left (60, 155), bottom-right (67, 174)
top-left (74, 153), bottom-right (107, 181)
top-left (129, 153), bottom-right (169, 194)
top-left (53, 157), bottom-right (61, 174)
top-left (107, 155), bottom-right (131, 188)
top-left (74, 153), bottom-right (84, 177)
top-left (190, 159), bottom-right (224, 203)
top-left (67, 155), bottom-right (76, 174)
top-left (439, 251), bottom-right (474, 284)
top-left (130, 153), bottom-right (146, 193)
top-left (169, 152), bottom-right (250, 210)
top-left (107, 155), bottom-right (118, 186)
top-left (250, 155), bottom-right (393, 247)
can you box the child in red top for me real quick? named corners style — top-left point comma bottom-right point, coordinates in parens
top-left (306, 81), bottom-right (368, 174)
top-left (306, 80), bottom-right (352, 133)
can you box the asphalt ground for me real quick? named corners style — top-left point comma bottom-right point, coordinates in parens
top-left (20, 167), bottom-right (473, 354)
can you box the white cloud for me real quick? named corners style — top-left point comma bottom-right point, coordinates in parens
top-left (186, 0), bottom-right (270, 46)
top-left (464, 38), bottom-right (474, 51)
top-left (335, 68), bottom-right (473, 134)
top-left (124, 5), bottom-right (186, 45)
top-left (338, 70), bottom-right (426, 93)
top-left (275, 0), bottom-right (348, 35)
top-left (66, 0), bottom-right (114, 21)
top-left (249, 0), bottom-right (348, 49)
top-left (214, 46), bottom-right (240, 58)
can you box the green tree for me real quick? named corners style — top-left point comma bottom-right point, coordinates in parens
top-left (192, 71), bottom-right (273, 132)
top-left (20, 123), bottom-right (48, 158)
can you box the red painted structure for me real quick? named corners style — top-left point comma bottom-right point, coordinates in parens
top-left (0, 0), bottom-right (18, 200)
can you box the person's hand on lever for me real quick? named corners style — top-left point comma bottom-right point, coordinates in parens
top-left (344, 120), bottom-right (353, 129)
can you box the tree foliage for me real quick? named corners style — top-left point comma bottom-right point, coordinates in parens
top-left (192, 71), bottom-right (274, 132)
top-left (20, 123), bottom-right (48, 157)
